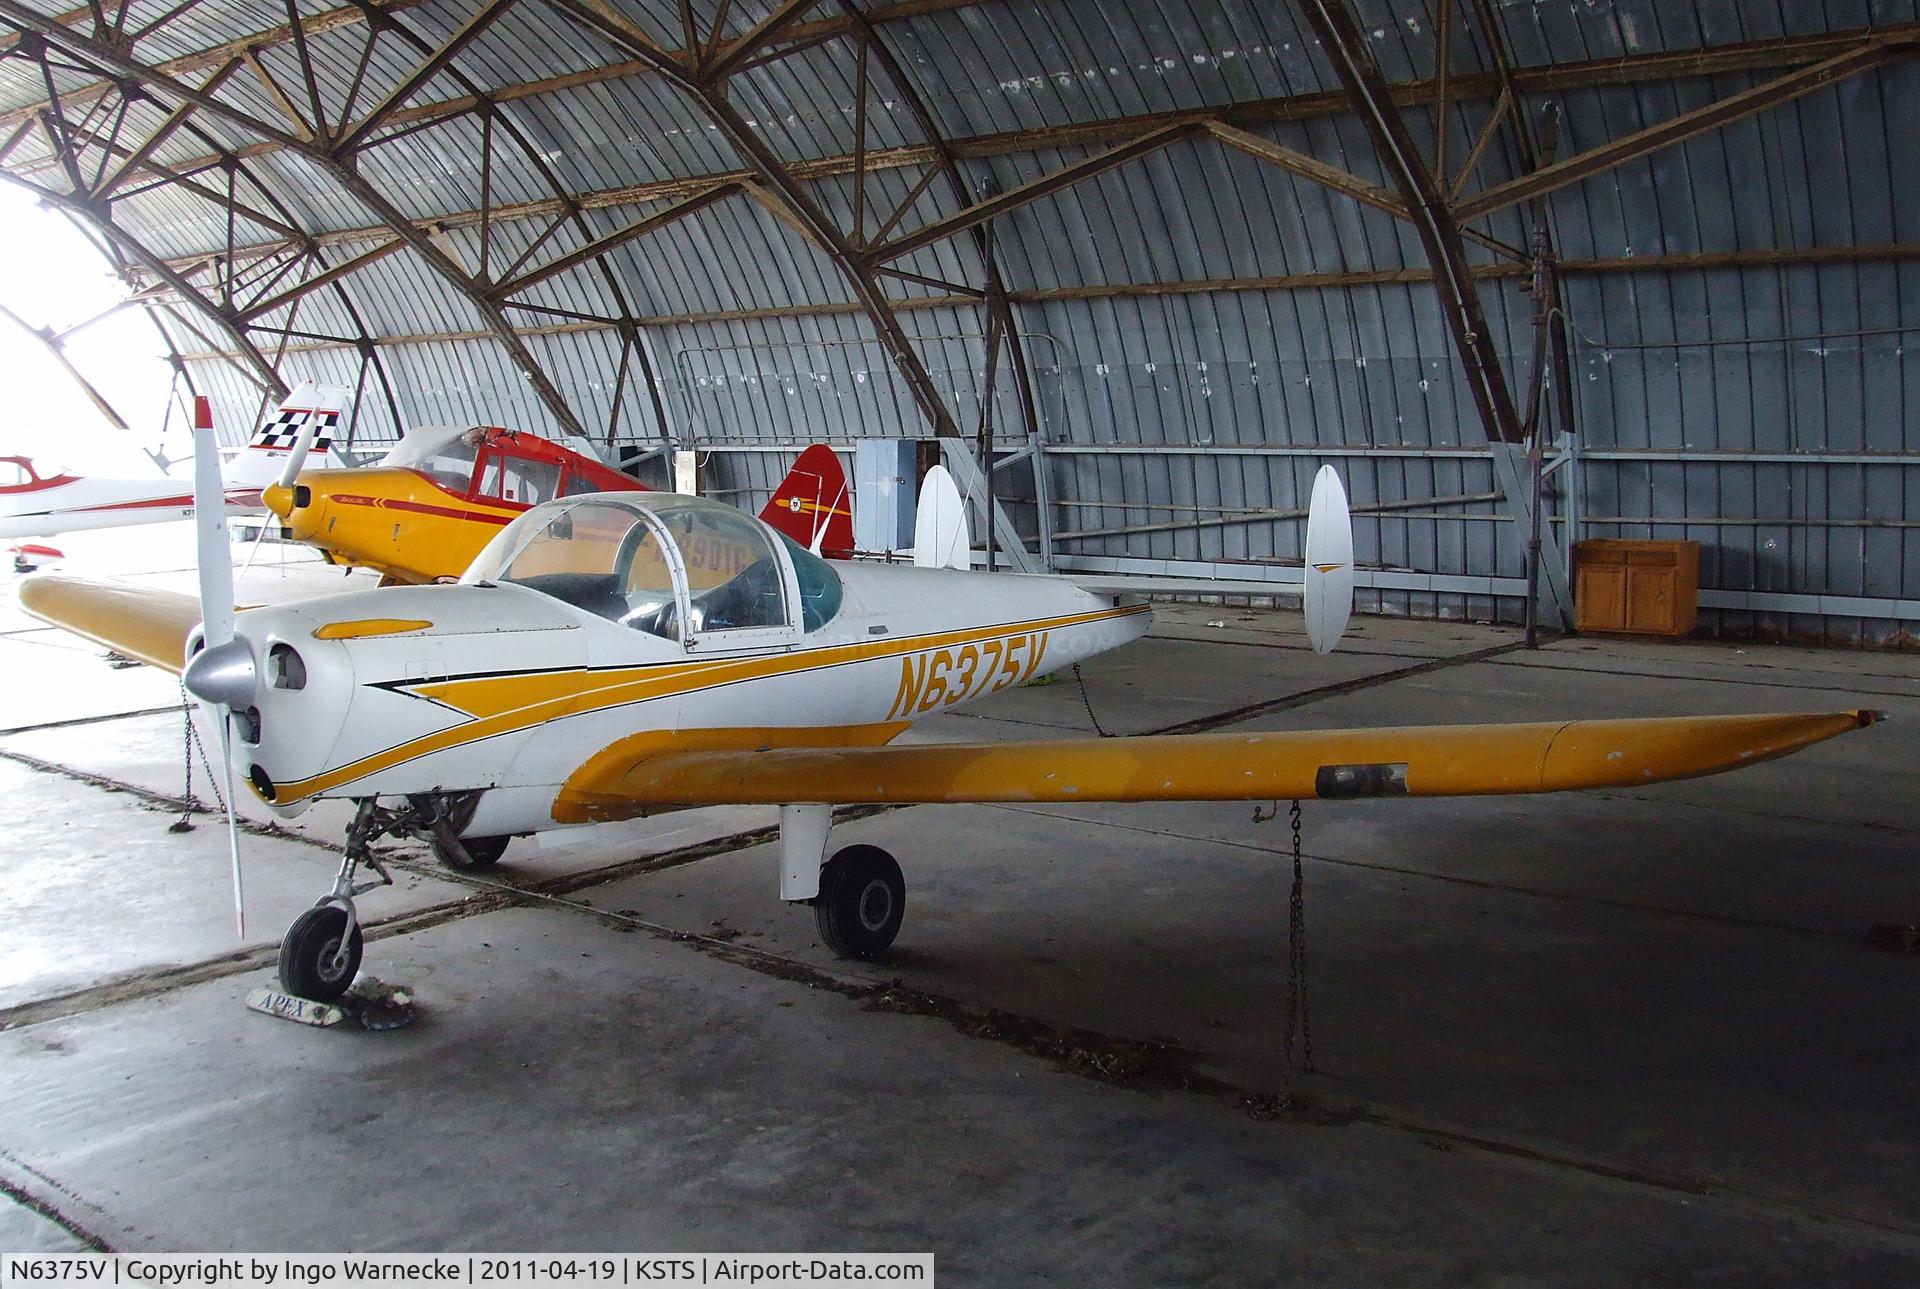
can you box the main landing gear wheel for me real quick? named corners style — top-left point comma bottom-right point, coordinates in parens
top-left (433, 833), bottom-right (508, 871)
top-left (813, 845), bottom-right (905, 959)
top-left (279, 905), bottom-right (364, 1003)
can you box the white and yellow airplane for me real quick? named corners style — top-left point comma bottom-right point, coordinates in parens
top-left (0, 381), bottom-right (351, 546)
top-left (18, 404), bottom-right (1880, 1003)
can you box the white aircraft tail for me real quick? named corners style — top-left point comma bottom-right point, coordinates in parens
top-left (1303, 464), bottom-right (1354, 654)
top-left (224, 380), bottom-right (351, 490)
top-left (912, 464), bottom-right (970, 570)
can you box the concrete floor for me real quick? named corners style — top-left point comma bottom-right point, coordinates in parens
top-left (3, 533), bottom-right (1918, 1283)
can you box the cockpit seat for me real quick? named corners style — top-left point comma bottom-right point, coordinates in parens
top-left (509, 572), bottom-right (629, 622)
top-left (695, 559), bottom-right (783, 631)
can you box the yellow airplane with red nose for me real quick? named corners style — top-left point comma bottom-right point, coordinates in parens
top-left (17, 402), bottom-right (1880, 1005)
top-left (261, 424), bottom-right (852, 585)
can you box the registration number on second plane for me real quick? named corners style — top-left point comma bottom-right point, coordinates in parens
top-left (888, 631), bottom-right (1050, 719)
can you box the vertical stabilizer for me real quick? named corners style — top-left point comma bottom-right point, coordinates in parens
top-left (761, 444), bottom-right (854, 557)
top-left (227, 381), bottom-right (352, 490)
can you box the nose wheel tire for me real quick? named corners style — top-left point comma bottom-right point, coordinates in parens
top-left (813, 845), bottom-right (905, 959)
top-left (432, 833), bottom-right (508, 871)
top-left (278, 905), bottom-right (364, 1003)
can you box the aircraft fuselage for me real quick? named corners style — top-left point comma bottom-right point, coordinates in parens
top-left (220, 559), bottom-right (1149, 840)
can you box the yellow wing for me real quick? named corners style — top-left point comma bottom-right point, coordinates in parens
top-left (554, 710), bottom-right (1879, 822)
top-left (16, 575), bottom-right (201, 674)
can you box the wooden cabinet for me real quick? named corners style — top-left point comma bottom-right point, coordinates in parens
top-left (1573, 539), bottom-right (1700, 637)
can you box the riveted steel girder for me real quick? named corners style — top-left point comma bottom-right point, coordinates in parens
top-left (1297, 0), bottom-right (1524, 445)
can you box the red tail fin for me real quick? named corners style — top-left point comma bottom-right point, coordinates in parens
top-left (760, 444), bottom-right (853, 558)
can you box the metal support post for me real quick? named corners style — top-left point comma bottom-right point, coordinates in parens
top-left (1490, 442), bottom-right (1573, 630)
top-left (1029, 432), bottom-right (1055, 571)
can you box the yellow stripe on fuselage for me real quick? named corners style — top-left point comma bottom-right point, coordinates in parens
top-left (410, 669), bottom-right (596, 718)
top-left (266, 601), bottom-right (1148, 804)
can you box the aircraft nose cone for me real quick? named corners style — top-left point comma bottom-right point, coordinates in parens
top-left (184, 636), bottom-right (258, 709)
top-left (262, 483), bottom-right (294, 519)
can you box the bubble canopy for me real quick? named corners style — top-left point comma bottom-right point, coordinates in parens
top-left (462, 493), bottom-right (842, 638)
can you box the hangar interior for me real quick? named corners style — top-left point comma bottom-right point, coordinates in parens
top-left (0, 1), bottom-right (1917, 1281)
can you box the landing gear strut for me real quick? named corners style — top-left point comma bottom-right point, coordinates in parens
top-left (419, 790), bottom-right (508, 872)
top-left (277, 798), bottom-right (395, 1002)
top-left (777, 805), bottom-right (908, 959)
top-left (277, 792), bottom-right (498, 1001)
top-left (433, 831), bottom-right (508, 870)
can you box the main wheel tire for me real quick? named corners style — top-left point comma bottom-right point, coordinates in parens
top-left (813, 845), bottom-right (905, 959)
top-left (433, 833), bottom-right (508, 871)
top-left (278, 905), bottom-right (364, 1002)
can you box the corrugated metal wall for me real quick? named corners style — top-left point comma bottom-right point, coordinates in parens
top-left (6, 0), bottom-right (1911, 643)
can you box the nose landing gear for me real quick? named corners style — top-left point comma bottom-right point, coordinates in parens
top-left (276, 791), bottom-right (508, 1000)
top-left (277, 798), bottom-right (395, 1002)
top-left (279, 904), bottom-right (363, 1001)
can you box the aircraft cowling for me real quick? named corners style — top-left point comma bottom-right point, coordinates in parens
top-left (268, 467), bottom-right (509, 584)
top-left (239, 582), bottom-right (593, 810)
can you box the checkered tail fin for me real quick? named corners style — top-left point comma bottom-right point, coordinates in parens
top-left (228, 380), bottom-right (352, 487)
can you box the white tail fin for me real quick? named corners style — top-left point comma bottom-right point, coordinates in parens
top-left (226, 380), bottom-right (351, 489)
top-left (912, 465), bottom-right (970, 570)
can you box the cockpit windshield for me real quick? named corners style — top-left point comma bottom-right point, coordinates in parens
top-left (379, 426), bottom-right (482, 493)
top-left (463, 494), bottom-right (844, 640)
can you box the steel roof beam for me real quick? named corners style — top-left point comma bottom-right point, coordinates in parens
top-left (1297, 0), bottom-right (1523, 446)
top-left (0, 296), bottom-right (130, 427)
top-left (703, 0), bottom-right (822, 80)
top-left (488, 180), bottom-right (742, 299)
top-left (110, 19), bottom-right (1920, 273)
top-left (1204, 120), bottom-right (1408, 218)
top-left (235, 236), bottom-right (404, 322)
top-left (333, 0), bottom-right (519, 156)
top-left (548, 0), bottom-right (962, 438)
top-left (1455, 34), bottom-right (1919, 222)
top-left (158, 240), bottom-right (1920, 357)
top-left (872, 122), bottom-right (1201, 265)
top-left (92, 59), bottom-right (238, 199)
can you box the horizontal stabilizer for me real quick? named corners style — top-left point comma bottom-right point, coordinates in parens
top-left (554, 710), bottom-right (1879, 821)
top-left (1065, 573), bottom-right (1306, 599)
top-left (17, 575), bottom-right (202, 673)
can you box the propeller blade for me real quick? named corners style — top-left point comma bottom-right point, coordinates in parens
top-left (1303, 464), bottom-right (1354, 655)
top-left (190, 396), bottom-right (236, 649)
top-left (275, 407), bottom-right (322, 491)
top-left (186, 396), bottom-right (249, 940)
top-left (216, 716), bottom-right (246, 940)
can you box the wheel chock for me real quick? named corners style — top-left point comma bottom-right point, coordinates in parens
top-left (247, 976), bottom-right (416, 1030)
